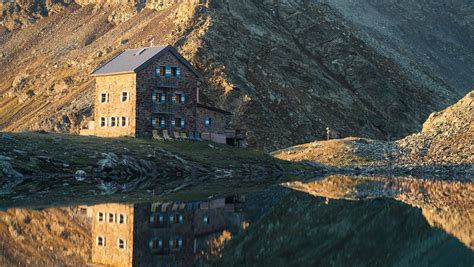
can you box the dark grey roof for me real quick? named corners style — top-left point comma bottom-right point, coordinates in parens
top-left (197, 103), bottom-right (232, 115)
top-left (91, 45), bottom-right (202, 78)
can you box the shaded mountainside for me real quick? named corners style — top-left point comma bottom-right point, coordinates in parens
top-left (323, 0), bottom-right (474, 93)
top-left (213, 191), bottom-right (474, 266)
top-left (0, 0), bottom-right (469, 150)
top-left (273, 91), bottom-right (473, 167)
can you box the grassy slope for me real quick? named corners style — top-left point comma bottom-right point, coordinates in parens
top-left (0, 132), bottom-right (292, 176)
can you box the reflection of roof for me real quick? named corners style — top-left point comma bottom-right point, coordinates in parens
top-left (197, 103), bottom-right (232, 115)
top-left (91, 45), bottom-right (202, 78)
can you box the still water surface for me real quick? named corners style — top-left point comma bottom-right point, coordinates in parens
top-left (0, 175), bottom-right (472, 266)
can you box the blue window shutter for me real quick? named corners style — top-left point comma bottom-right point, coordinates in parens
top-left (171, 117), bottom-right (176, 127)
top-left (152, 118), bottom-right (156, 127)
top-left (172, 93), bottom-right (176, 103)
top-left (155, 66), bottom-right (160, 77)
top-left (176, 67), bottom-right (181, 77)
top-left (149, 240), bottom-right (154, 249)
top-left (160, 118), bottom-right (165, 128)
top-left (152, 91), bottom-right (157, 101)
top-left (165, 66), bottom-right (171, 77)
top-left (160, 93), bottom-right (165, 103)
top-left (180, 94), bottom-right (185, 104)
top-left (179, 214), bottom-right (183, 223)
top-left (150, 214), bottom-right (154, 224)
top-left (180, 119), bottom-right (185, 129)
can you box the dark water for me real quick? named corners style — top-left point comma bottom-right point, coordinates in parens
top-left (0, 176), bottom-right (472, 267)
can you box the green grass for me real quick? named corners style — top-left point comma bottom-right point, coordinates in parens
top-left (0, 131), bottom-right (302, 176)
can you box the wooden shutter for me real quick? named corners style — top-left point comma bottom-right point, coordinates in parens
top-left (165, 66), bottom-right (171, 77)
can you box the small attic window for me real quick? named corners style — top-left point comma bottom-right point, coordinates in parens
top-left (135, 48), bottom-right (146, 56)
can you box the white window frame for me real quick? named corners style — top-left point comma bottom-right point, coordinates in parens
top-left (97, 236), bottom-right (106, 247)
top-left (118, 239), bottom-right (126, 250)
top-left (100, 117), bottom-right (106, 128)
top-left (121, 91), bottom-right (129, 102)
top-left (97, 212), bottom-right (104, 222)
top-left (100, 93), bottom-right (109, 103)
top-left (121, 117), bottom-right (129, 127)
top-left (119, 214), bottom-right (127, 224)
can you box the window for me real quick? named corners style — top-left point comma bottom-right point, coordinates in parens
top-left (100, 93), bottom-right (109, 103)
top-left (108, 213), bottom-right (115, 223)
top-left (97, 236), bottom-right (106, 247)
top-left (100, 117), bottom-right (106, 127)
top-left (203, 215), bottom-right (209, 225)
top-left (171, 67), bottom-right (180, 77)
top-left (174, 93), bottom-right (185, 104)
top-left (119, 214), bottom-right (126, 224)
top-left (121, 92), bottom-right (129, 102)
top-left (110, 117), bottom-right (116, 127)
top-left (169, 238), bottom-right (183, 249)
top-left (97, 212), bottom-right (104, 222)
top-left (160, 92), bottom-right (166, 103)
top-left (149, 239), bottom-right (163, 250)
top-left (156, 66), bottom-right (165, 76)
top-left (156, 66), bottom-right (180, 77)
top-left (121, 117), bottom-right (128, 127)
top-left (159, 117), bottom-right (165, 128)
top-left (174, 118), bottom-right (183, 128)
top-left (118, 239), bottom-right (126, 249)
top-left (205, 117), bottom-right (212, 127)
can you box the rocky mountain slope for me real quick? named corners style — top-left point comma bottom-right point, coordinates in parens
top-left (323, 0), bottom-right (474, 94)
top-left (273, 91), bottom-right (473, 167)
top-left (1, 0), bottom-right (470, 150)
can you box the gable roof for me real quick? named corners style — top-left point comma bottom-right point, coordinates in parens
top-left (91, 45), bottom-right (202, 78)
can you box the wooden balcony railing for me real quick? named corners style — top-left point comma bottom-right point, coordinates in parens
top-left (157, 76), bottom-right (178, 88)
top-left (152, 102), bottom-right (177, 114)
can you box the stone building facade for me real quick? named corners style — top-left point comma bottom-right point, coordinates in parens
top-left (87, 197), bottom-right (243, 267)
top-left (87, 45), bottom-right (238, 142)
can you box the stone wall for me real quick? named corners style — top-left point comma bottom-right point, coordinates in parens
top-left (90, 204), bottom-right (136, 267)
top-left (94, 73), bottom-right (137, 137)
top-left (196, 106), bottom-right (229, 134)
top-left (135, 50), bottom-right (199, 138)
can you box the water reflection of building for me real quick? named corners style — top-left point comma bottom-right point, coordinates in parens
top-left (87, 197), bottom-right (243, 267)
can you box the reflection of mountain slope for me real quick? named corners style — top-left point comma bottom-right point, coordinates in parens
top-left (286, 175), bottom-right (474, 250)
top-left (0, 207), bottom-right (90, 266)
top-left (216, 191), bottom-right (474, 266)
